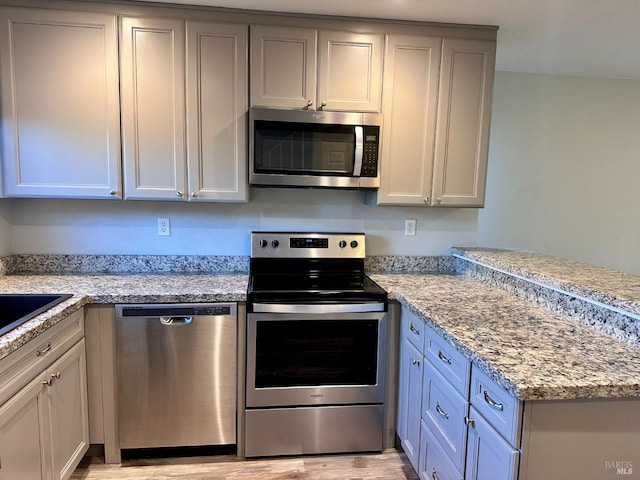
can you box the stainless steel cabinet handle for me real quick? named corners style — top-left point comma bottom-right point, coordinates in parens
top-left (176, 191), bottom-right (184, 198)
top-left (36, 342), bottom-right (52, 357)
top-left (318, 101), bottom-right (327, 110)
top-left (109, 189), bottom-right (117, 196)
top-left (435, 402), bottom-right (449, 419)
top-left (424, 197), bottom-right (430, 204)
top-left (437, 350), bottom-right (451, 365)
top-left (483, 390), bottom-right (504, 411)
top-left (464, 416), bottom-right (476, 428)
top-left (191, 192), bottom-right (197, 198)
top-left (411, 358), bottom-right (420, 366)
top-left (303, 100), bottom-right (313, 109)
top-left (435, 197), bottom-right (442, 204)
top-left (43, 373), bottom-right (60, 387)
top-left (409, 324), bottom-right (420, 336)
top-left (432, 468), bottom-right (441, 480)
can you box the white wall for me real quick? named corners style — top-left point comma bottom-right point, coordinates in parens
top-left (479, 71), bottom-right (640, 275)
top-left (9, 188), bottom-right (480, 256)
top-left (0, 200), bottom-right (11, 257)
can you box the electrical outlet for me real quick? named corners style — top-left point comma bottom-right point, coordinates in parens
top-left (157, 217), bottom-right (171, 236)
top-left (404, 219), bottom-right (417, 236)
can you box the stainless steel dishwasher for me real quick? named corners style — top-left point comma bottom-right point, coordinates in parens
top-left (115, 303), bottom-right (237, 449)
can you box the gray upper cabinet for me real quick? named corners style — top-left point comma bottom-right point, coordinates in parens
top-left (186, 22), bottom-right (248, 203)
top-left (120, 17), bottom-right (248, 202)
top-left (377, 34), bottom-right (441, 205)
top-left (250, 25), bottom-right (317, 110)
top-left (250, 25), bottom-right (383, 112)
top-left (0, 8), bottom-right (121, 199)
top-left (432, 38), bottom-right (496, 207)
top-left (120, 16), bottom-right (187, 201)
top-left (375, 35), bottom-right (496, 207)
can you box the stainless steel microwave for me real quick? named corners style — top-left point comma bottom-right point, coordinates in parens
top-left (249, 108), bottom-right (383, 189)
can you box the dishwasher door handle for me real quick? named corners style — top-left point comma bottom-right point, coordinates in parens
top-left (160, 316), bottom-right (193, 325)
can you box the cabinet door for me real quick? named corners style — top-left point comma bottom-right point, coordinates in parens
top-left (432, 38), bottom-right (495, 207)
top-left (0, 8), bottom-right (121, 199)
top-left (120, 17), bottom-right (187, 200)
top-left (250, 25), bottom-right (317, 109)
top-left (465, 408), bottom-right (519, 480)
top-left (47, 340), bottom-right (89, 480)
top-left (397, 336), bottom-right (423, 471)
top-left (317, 30), bottom-right (383, 112)
top-left (419, 421), bottom-right (463, 480)
top-left (186, 22), bottom-right (248, 203)
top-left (377, 35), bottom-right (441, 205)
top-left (0, 372), bottom-right (48, 480)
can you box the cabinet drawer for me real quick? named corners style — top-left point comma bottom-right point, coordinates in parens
top-left (424, 324), bottom-right (470, 396)
top-left (470, 365), bottom-right (522, 446)
top-left (0, 308), bottom-right (84, 405)
top-left (401, 306), bottom-right (425, 351)
top-left (422, 365), bottom-right (468, 472)
top-left (419, 420), bottom-right (463, 480)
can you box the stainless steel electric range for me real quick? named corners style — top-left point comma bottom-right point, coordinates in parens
top-left (245, 232), bottom-right (389, 457)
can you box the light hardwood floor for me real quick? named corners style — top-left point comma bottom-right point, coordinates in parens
top-left (71, 449), bottom-right (419, 480)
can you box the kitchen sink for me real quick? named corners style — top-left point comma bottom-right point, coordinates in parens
top-left (0, 294), bottom-right (73, 336)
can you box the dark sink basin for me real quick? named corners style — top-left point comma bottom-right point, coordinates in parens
top-left (0, 294), bottom-right (73, 336)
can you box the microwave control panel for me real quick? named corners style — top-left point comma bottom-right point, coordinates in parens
top-left (361, 126), bottom-right (380, 177)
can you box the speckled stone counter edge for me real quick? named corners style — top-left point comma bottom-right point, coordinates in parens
top-left (452, 247), bottom-right (640, 316)
top-left (0, 254), bottom-right (456, 275)
top-left (454, 252), bottom-right (640, 347)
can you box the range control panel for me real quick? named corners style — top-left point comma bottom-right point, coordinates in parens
top-left (251, 232), bottom-right (365, 259)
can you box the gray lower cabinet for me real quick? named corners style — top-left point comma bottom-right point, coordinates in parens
top-left (399, 307), bottom-right (640, 480)
top-left (465, 406), bottom-right (519, 480)
top-left (397, 313), bottom-right (424, 470)
top-left (399, 306), bottom-right (516, 480)
top-left (0, 309), bottom-right (89, 480)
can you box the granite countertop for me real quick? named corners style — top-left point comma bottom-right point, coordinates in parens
top-left (372, 272), bottom-right (640, 402)
top-left (3, 249), bottom-right (640, 403)
top-left (0, 273), bottom-right (248, 360)
top-left (452, 247), bottom-right (640, 316)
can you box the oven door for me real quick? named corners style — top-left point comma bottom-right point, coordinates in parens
top-left (246, 306), bottom-right (387, 408)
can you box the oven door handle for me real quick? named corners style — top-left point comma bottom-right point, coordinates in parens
top-left (251, 302), bottom-right (386, 314)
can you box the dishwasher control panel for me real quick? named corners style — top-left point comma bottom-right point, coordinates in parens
top-left (117, 303), bottom-right (235, 318)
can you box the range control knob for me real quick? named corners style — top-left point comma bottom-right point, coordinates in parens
top-left (350, 240), bottom-right (359, 249)
top-left (258, 239), bottom-right (268, 248)
top-left (271, 240), bottom-right (280, 248)
top-left (339, 240), bottom-right (347, 248)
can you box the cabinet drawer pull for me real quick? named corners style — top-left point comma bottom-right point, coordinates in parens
top-left (36, 342), bottom-right (52, 357)
top-left (409, 324), bottom-right (420, 336)
top-left (431, 468), bottom-right (441, 480)
top-left (435, 402), bottom-right (449, 419)
top-left (464, 416), bottom-right (475, 428)
top-left (411, 358), bottom-right (421, 366)
top-left (437, 350), bottom-right (451, 365)
top-left (483, 390), bottom-right (504, 411)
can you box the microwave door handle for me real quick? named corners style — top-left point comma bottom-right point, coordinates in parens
top-left (353, 126), bottom-right (363, 176)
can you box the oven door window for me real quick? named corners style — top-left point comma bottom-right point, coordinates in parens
top-left (254, 121), bottom-right (356, 176)
top-left (255, 320), bottom-right (378, 388)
